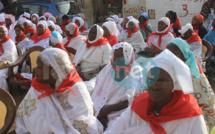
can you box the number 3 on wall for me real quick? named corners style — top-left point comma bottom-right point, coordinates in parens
top-left (180, 4), bottom-right (189, 17)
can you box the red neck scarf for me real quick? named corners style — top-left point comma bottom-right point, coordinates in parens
top-left (24, 27), bottom-right (36, 34)
top-left (35, 20), bottom-right (38, 26)
top-left (106, 34), bottom-right (119, 47)
top-left (127, 27), bottom-right (139, 38)
top-left (61, 20), bottom-right (72, 32)
top-left (139, 21), bottom-right (148, 32)
top-left (79, 24), bottom-right (88, 32)
top-left (0, 22), bottom-right (5, 26)
top-left (186, 33), bottom-right (202, 43)
top-left (6, 24), bottom-right (10, 30)
top-left (0, 36), bottom-right (11, 54)
top-left (123, 25), bottom-right (127, 30)
top-left (213, 27), bottom-right (215, 31)
top-left (172, 18), bottom-right (181, 30)
top-left (147, 25), bottom-right (172, 47)
top-left (131, 91), bottom-right (202, 134)
top-left (31, 69), bottom-right (83, 99)
top-left (30, 29), bottom-right (51, 44)
top-left (15, 33), bottom-right (26, 45)
top-left (53, 43), bottom-right (69, 54)
top-left (85, 36), bottom-right (109, 48)
top-left (64, 24), bottom-right (80, 47)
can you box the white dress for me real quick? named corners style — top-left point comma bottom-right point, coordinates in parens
top-left (147, 32), bottom-right (174, 50)
top-left (63, 35), bottom-right (86, 50)
top-left (16, 38), bottom-right (29, 55)
top-left (118, 31), bottom-right (146, 53)
top-left (73, 42), bottom-right (111, 72)
top-left (27, 38), bottom-right (49, 49)
top-left (104, 106), bottom-right (208, 134)
top-left (16, 82), bottom-right (102, 134)
top-left (0, 39), bottom-right (18, 91)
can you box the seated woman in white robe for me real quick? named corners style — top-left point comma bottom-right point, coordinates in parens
top-left (27, 21), bottom-right (51, 49)
top-left (104, 49), bottom-right (208, 134)
top-left (145, 17), bottom-right (174, 56)
top-left (48, 15), bottom-right (63, 34)
top-left (118, 18), bottom-right (146, 53)
top-left (0, 26), bottom-right (18, 91)
top-left (63, 23), bottom-right (86, 51)
top-left (4, 14), bottom-right (16, 41)
top-left (167, 38), bottom-right (215, 131)
top-left (16, 48), bottom-right (101, 134)
top-left (14, 24), bottom-right (29, 54)
top-left (73, 24), bottom-right (111, 81)
top-left (91, 42), bottom-right (143, 131)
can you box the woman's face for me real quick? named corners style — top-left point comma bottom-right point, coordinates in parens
top-left (75, 19), bottom-right (80, 27)
top-left (102, 26), bottom-right (110, 38)
top-left (5, 18), bottom-right (11, 26)
top-left (23, 22), bottom-right (30, 29)
top-left (147, 68), bottom-right (174, 105)
top-left (15, 27), bottom-right (24, 37)
top-left (48, 26), bottom-right (55, 32)
top-left (62, 19), bottom-right (69, 25)
top-left (0, 27), bottom-right (7, 39)
top-left (139, 16), bottom-right (147, 24)
top-left (192, 16), bottom-right (199, 26)
top-left (88, 26), bottom-right (97, 41)
top-left (35, 57), bottom-right (50, 83)
top-left (113, 48), bottom-right (124, 63)
top-left (65, 30), bottom-right (72, 37)
top-left (157, 21), bottom-right (168, 32)
top-left (128, 22), bottom-right (136, 31)
top-left (124, 18), bottom-right (129, 26)
top-left (31, 16), bottom-right (37, 23)
top-left (37, 24), bottom-right (46, 36)
top-left (167, 43), bottom-right (185, 62)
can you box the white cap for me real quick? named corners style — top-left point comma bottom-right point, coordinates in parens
top-left (178, 23), bottom-right (193, 36)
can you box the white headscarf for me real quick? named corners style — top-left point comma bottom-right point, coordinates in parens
top-left (106, 18), bottom-right (115, 22)
top-left (72, 17), bottom-right (84, 28)
top-left (47, 20), bottom-right (55, 28)
top-left (23, 12), bottom-right (30, 19)
top-left (102, 21), bottom-right (119, 36)
top-left (156, 17), bottom-right (170, 33)
top-left (126, 16), bottom-right (134, 20)
top-left (0, 26), bottom-right (8, 36)
top-left (39, 16), bottom-right (46, 21)
top-left (37, 21), bottom-right (48, 29)
top-left (39, 48), bottom-right (73, 88)
top-left (50, 31), bottom-right (63, 46)
top-left (18, 17), bottom-right (26, 25)
top-left (31, 13), bottom-right (39, 22)
top-left (111, 42), bottom-right (134, 65)
top-left (178, 23), bottom-right (193, 36)
top-left (126, 18), bottom-right (139, 28)
top-left (88, 24), bottom-right (104, 44)
top-left (24, 19), bottom-right (33, 27)
top-left (48, 16), bottom-right (56, 23)
top-left (111, 15), bottom-right (123, 25)
top-left (66, 22), bottom-right (79, 34)
top-left (148, 49), bottom-right (193, 94)
top-left (0, 13), bottom-right (5, 23)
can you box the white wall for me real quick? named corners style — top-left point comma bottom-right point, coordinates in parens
top-left (123, 0), bottom-right (206, 31)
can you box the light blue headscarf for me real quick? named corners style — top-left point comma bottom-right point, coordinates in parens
top-left (139, 12), bottom-right (148, 20)
top-left (170, 38), bottom-right (200, 79)
top-left (50, 31), bottom-right (63, 46)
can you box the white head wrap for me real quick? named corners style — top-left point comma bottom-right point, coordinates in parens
top-left (88, 24), bottom-right (104, 44)
top-left (106, 18), bottom-right (115, 22)
top-left (39, 16), bottom-right (46, 21)
top-left (156, 17), bottom-right (170, 33)
top-left (32, 13), bottom-right (39, 20)
top-left (126, 18), bottom-right (139, 28)
top-left (24, 19), bottom-right (33, 27)
top-left (126, 16), bottom-right (134, 21)
top-left (23, 12), bottom-right (30, 19)
top-left (18, 17), bottom-right (26, 25)
top-left (47, 20), bottom-right (55, 28)
top-left (111, 42), bottom-right (134, 65)
top-left (38, 48), bottom-right (73, 88)
top-left (111, 15), bottom-right (123, 24)
top-left (0, 13), bottom-right (5, 23)
top-left (66, 22), bottom-right (78, 34)
top-left (72, 17), bottom-right (84, 28)
top-left (37, 21), bottom-right (48, 29)
top-left (50, 31), bottom-right (63, 45)
top-left (148, 49), bottom-right (193, 94)
top-left (102, 21), bottom-right (120, 36)
top-left (178, 23), bottom-right (193, 36)
top-left (48, 16), bottom-right (56, 23)
top-left (0, 26), bottom-right (8, 36)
